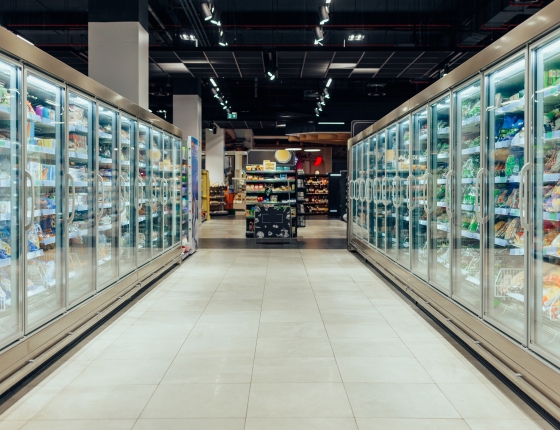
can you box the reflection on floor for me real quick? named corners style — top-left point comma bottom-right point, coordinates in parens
top-left (0, 249), bottom-right (553, 429)
top-left (199, 212), bottom-right (347, 239)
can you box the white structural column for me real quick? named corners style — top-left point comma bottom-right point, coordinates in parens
top-left (173, 94), bottom-right (201, 144)
top-left (206, 127), bottom-right (225, 184)
top-left (88, 0), bottom-right (149, 109)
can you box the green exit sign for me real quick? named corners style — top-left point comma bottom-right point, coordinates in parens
top-left (227, 112), bottom-right (237, 119)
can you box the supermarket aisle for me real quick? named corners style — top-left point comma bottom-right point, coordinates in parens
top-left (0, 249), bottom-right (552, 429)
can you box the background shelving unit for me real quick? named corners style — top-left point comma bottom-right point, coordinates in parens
top-left (304, 174), bottom-right (329, 215)
top-left (245, 168), bottom-right (297, 238)
top-left (296, 169), bottom-right (306, 228)
top-left (209, 184), bottom-right (228, 216)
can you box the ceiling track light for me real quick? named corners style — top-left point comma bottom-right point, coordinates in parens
top-left (326, 78), bottom-right (333, 88)
top-left (313, 26), bottom-right (324, 43)
top-left (323, 89), bottom-right (330, 99)
top-left (318, 5), bottom-right (330, 25)
top-left (267, 66), bottom-right (277, 81)
top-left (201, 2), bottom-right (213, 21)
top-left (316, 102), bottom-right (323, 111)
top-left (219, 30), bottom-right (228, 46)
top-left (348, 32), bottom-right (365, 41)
top-left (211, 88), bottom-right (219, 97)
top-left (210, 78), bottom-right (218, 87)
top-left (315, 108), bottom-right (320, 117)
top-left (319, 95), bottom-right (325, 105)
top-left (210, 8), bottom-right (221, 26)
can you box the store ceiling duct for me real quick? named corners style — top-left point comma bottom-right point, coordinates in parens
top-left (201, 2), bottom-right (213, 21)
top-left (318, 5), bottom-right (330, 25)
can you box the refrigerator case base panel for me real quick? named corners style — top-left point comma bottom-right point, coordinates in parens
top-left (349, 238), bottom-right (560, 421)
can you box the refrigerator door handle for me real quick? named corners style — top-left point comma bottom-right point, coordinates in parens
top-left (24, 170), bottom-right (35, 231)
top-left (68, 174), bottom-right (76, 223)
top-left (97, 174), bottom-right (105, 219)
top-left (365, 178), bottom-right (372, 204)
top-left (381, 177), bottom-right (387, 206)
top-left (445, 170), bottom-right (453, 217)
top-left (475, 168), bottom-right (488, 223)
top-left (394, 178), bottom-right (401, 208)
top-left (119, 174), bottom-right (127, 215)
top-left (407, 175), bottom-right (413, 210)
top-left (349, 180), bottom-right (354, 200)
top-left (423, 173), bottom-right (430, 214)
top-left (137, 173), bottom-right (143, 211)
top-left (162, 178), bottom-right (168, 205)
top-left (519, 162), bottom-right (531, 230)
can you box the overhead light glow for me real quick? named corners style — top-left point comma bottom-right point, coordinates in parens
top-left (326, 78), bottom-right (332, 87)
top-left (304, 149), bottom-right (321, 152)
top-left (348, 33), bottom-right (365, 41)
top-left (201, 3), bottom-right (213, 20)
top-left (210, 78), bottom-right (218, 87)
top-left (286, 147), bottom-right (302, 151)
top-left (318, 5), bottom-right (330, 25)
top-left (318, 122), bottom-right (345, 124)
top-left (17, 34), bottom-right (33, 45)
top-left (277, 124), bottom-right (286, 127)
top-left (326, 0), bottom-right (331, 3)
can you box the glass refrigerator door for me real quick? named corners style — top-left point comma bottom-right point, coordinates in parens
top-left (454, 80), bottom-right (482, 313)
top-left (396, 118), bottom-right (410, 268)
top-left (0, 58), bottom-right (22, 345)
top-left (151, 129), bottom-right (164, 256)
top-left (368, 135), bottom-right (377, 247)
top-left (119, 116), bottom-right (136, 275)
top-left (137, 124), bottom-right (151, 265)
top-left (386, 126), bottom-right (397, 260)
top-left (531, 36), bottom-right (560, 363)
top-left (96, 105), bottom-right (118, 289)
top-left (173, 138), bottom-right (182, 246)
top-left (356, 142), bottom-right (364, 240)
top-left (362, 139), bottom-right (370, 242)
top-left (484, 58), bottom-right (526, 341)
top-left (429, 95), bottom-right (452, 294)
top-left (25, 72), bottom-right (65, 329)
top-left (411, 109), bottom-right (429, 279)
top-left (67, 92), bottom-right (95, 306)
top-left (162, 134), bottom-right (173, 250)
top-left (376, 132), bottom-right (386, 250)
top-left (181, 140), bottom-right (189, 252)
top-left (351, 145), bottom-right (358, 238)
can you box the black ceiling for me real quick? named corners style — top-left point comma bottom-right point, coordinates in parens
top-left (0, 0), bottom-right (550, 138)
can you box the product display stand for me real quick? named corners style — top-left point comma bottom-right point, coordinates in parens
top-left (296, 169), bottom-right (306, 228)
top-left (304, 174), bottom-right (329, 215)
top-left (254, 203), bottom-right (293, 244)
top-left (201, 170), bottom-right (210, 222)
top-left (245, 166), bottom-right (297, 238)
top-left (209, 183), bottom-right (228, 216)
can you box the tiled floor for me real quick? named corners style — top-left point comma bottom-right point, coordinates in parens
top-left (0, 248), bottom-right (553, 430)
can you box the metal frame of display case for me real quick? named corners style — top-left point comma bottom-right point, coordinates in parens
top-left (0, 27), bottom-right (183, 394)
top-left (348, 1), bottom-right (560, 421)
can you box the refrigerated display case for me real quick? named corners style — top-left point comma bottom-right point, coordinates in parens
top-left (97, 104), bottom-right (119, 289)
top-left (151, 129), bottom-right (163, 256)
top-left (25, 71), bottom-right (66, 330)
top-left (347, 2), bottom-right (560, 419)
top-left (0, 26), bottom-right (184, 394)
top-left (429, 94), bottom-right (452, 295)
top-left (119, 115), bottom-right (136, 276)
top-left (0, 56), bottom-right (22, 346)
top-left (67, 91), bottom-right (95, 306)
top-left (137, 123), bottom-right (151, 265)
top-left (396, 118), bottom-right (410, 269)
top-left (172, 138), bottom-right (181, 247)
top-left (162, 134), bottom-right (173, 250)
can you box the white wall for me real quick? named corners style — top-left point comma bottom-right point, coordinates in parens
top-left (173, 95), bottom-right (201, 144)
top-left (89, 22), bottom-right (149, 109)
top-left (206, 127), bottom-right (225, 183)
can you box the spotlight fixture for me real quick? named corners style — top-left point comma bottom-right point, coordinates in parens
top-left (315, 108), bottom-right (320, 117)
top-left (313, 26), bottom-right (324, 43)
top-left (326, 78), bottom-right (333, 88)
top-left (226, 108), bottom-right (231, 114)
top-left (316, 102), bottom-right (323, 112)
top-left (210, 78), bottom-right (218, 87)
top-left (440, 64), bottom-right (450, 78)
top-left (318, 5), bottom-right (330, 25)
top-left (218, 30), bottom-right (228, 46)
top-left (201, 2), bottom-right (213, 21)
top-left (286, 148), bottom-right (302, 151)
top-left (210, 8), bottom-right (221, 26)
top-left (179, 33), bottom-right (197, 41)
top-left (319, 95), bottom-right (325, 105)
top-left (267, 66), bottom-right (277, 81)
top-left (323, 88), bottom-right (330, 99)
top-left (304, 149), bottom-right (321, 152)
top-left (348, 33), bottom-right (365, 41)
top-left (211, 88), bottom-right (219, 98)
